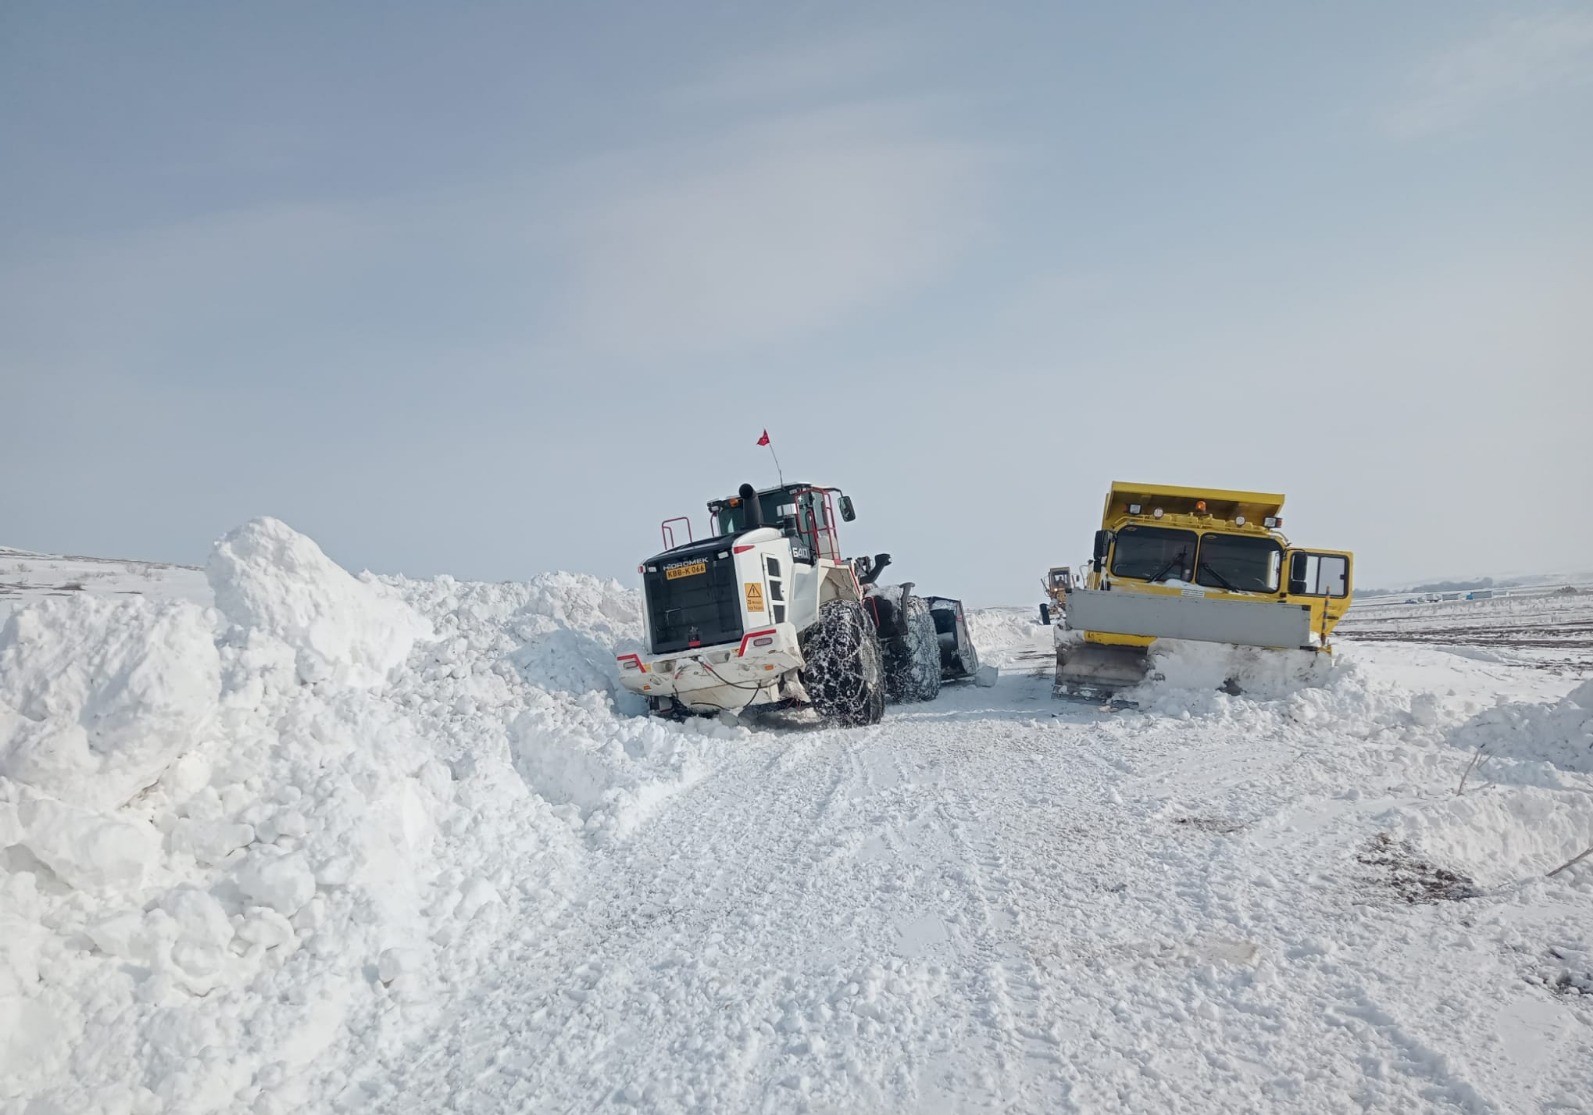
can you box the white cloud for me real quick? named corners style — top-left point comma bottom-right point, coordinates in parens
top-left (1386, 10), bottom-right (1593, 138)
top-left (559, 102), bottom-right (993, 358)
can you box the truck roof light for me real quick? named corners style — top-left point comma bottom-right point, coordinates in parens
top-left (1128, 503), bottom-right (1142, 514)
top-left (1153, 507), bottom-right (1164, 519)
top-left (1195, 500), bottom-right (1207, 513)
top-left (1234, 515), bottom-right (1246, 526)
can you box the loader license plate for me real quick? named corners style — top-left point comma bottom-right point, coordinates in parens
top-left (665, 561), bottom-right (707, 580)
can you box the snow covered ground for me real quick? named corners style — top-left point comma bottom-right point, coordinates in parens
top-left (2, 529), bottom-right (1590, 1113)
top-left (1339, 592), bottom-right (1593, 676)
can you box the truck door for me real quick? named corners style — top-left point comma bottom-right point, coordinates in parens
top-left (1286, 549), bottom-right (1354, 639)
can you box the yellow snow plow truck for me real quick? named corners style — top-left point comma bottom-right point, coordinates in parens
top-left (1054, 482), bottom-right (1353, 700)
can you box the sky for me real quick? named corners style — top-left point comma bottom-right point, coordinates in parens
top-left (3, 1), bottom-right (1590, 604)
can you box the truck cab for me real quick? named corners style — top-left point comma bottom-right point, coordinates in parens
top-left (1078, 483), bottom-right (1354, 650)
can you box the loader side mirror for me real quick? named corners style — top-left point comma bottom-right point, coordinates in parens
top-left (1039, 603), bottom-right (1052, 626)
top-left (1092, 530), bottom-right (1111, 562)
top-left (1287, 552), bottom-right (1308, 596)
top-left (838, 495), bottom-right (856, 522)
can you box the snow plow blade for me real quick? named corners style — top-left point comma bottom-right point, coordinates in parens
top-left (1055, 640), bottom-right (1149, 701)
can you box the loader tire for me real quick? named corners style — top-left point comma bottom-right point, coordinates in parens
top-left (885, 595), bottom-right (942, 703)
top-left (801, 600), bottom-right (886, 727)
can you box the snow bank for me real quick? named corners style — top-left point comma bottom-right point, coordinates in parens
top-left (0, 519), bottom-right (705, 1114)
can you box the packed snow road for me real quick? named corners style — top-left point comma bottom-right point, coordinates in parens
top-left (2, 529), bottom-right (1590, 1114)
top-left (360, 642), bottom-right (1591, 1114)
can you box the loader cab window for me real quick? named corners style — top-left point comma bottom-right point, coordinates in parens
top-left (713, 491), bottom-right (787, 537)
top-left (1110, 526), bottom-right (1197, 583)
top-left (1288, 552), bottom-right (1350, 597)
top-left (1194, 533), bottom-right (1282, 594)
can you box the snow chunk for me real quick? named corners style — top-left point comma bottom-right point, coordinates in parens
top-left (0, 596), bottom-right (221, 810)
top-left (14, 795), bottom-right (160, 892)
top-left (208, 518), bottom-right (431, 689)
top-left (236, 850), bottom-right (317, 916)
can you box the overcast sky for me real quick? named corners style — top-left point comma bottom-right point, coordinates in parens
top-left (3, 2), bottom-right (1590, 603)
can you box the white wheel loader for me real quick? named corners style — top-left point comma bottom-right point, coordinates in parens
top-left (617, 482), bottom-right (915, 725)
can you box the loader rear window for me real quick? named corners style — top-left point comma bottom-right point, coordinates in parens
top-left (644, 552), bottom-right (744, 654)
top-left (1194, 533), bottom-right (1282, 594)
top-left (1110, 526), bottom-right (1197, 583)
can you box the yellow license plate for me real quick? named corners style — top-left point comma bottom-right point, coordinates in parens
top-left (665, 561), bottom-right (707, 580)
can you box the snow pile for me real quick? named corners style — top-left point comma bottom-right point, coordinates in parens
top-left (391, 570), bottom-right (641, 700)
top-left (1386, 681), bottom-right (1593, 885)
top-left (0, 596), bottom-right (220, 811)
top-left (510, 698), bottom-right (737, 841)
top-left (1388, 787), bottom-right (1592, 887)
top-left (965, 606), bottom-right (1041, 653)
top-left (1128, 640), bottom-right (1337, 706)
top-left (1446, 679), bottom-right (1593, 778)
top-left (210, 517), bottom-right (431, 688)
top-left (0, 518), bottom-right (704, 1114)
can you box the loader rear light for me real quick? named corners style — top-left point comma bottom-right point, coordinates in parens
top-left (736, 628), bottom-right (778, 656)
top-left (733, 544), bottom-right (755, 554)
top-left (617, 654), bottom-right (644, 672)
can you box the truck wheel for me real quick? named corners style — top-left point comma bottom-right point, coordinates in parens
top-left (885, 595), bottom-right (942, 703)
top-left (801, 600), bottom-right (886, 727)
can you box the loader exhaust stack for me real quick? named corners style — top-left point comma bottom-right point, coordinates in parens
top-left (738, 483), bottom-right (764, 529)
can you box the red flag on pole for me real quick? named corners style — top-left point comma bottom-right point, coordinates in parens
top-left (756, 429), bottom-right (771, 446)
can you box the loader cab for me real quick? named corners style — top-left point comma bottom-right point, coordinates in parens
top-left (709, 483), bottom-right (850, 564)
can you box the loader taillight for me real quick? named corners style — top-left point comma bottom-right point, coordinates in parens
top-left (733, 544), bottom-right (755, 554)
top-left (752, 636), bottom-right (774, 647)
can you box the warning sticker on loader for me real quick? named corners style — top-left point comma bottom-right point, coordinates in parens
top-left (744, 583), bottom-right (765, 612)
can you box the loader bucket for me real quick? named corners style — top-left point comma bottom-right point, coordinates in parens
top-left (1055, 640), bottom-right (1149, 701)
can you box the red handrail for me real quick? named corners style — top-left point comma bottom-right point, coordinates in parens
top-left (661, 516), bottom-right (693, 550)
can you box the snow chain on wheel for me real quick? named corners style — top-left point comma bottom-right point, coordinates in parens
top-left (801, 600), bottom-right (886, 727)
top-left (905, 596), bottom-right (942, 702)
top-left (884, 595), bottom-right (942, 703)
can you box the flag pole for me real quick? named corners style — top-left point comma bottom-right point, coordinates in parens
top-left (759, 428), bottom-right (784, 486)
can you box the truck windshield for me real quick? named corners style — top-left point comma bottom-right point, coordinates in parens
top-left (1195, 533), bottom-right (1282, 593)
top-left (1111, 526), bottom-right (1197, 582)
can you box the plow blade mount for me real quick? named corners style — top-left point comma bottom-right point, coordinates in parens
top-left (1055, 640), bottom-right (1149, 701)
